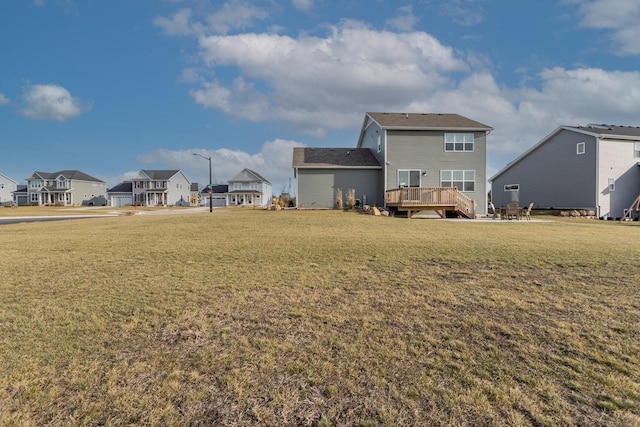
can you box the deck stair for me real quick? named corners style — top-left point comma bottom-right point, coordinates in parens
top-left (621, 195), bottom-right (640, 221)
top-left (385, 187), bottom-right (476, 219)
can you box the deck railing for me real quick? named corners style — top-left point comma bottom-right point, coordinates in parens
top-left (385, 187), bottom-right (476, 217)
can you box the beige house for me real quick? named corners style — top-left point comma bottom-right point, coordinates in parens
top-left (26, 170), bottom-right (106, 206)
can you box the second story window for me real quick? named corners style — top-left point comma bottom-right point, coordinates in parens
top-left (444, 133), bottom-right (474, 152)
top-left (635, 142), bottom-right (640, 158)
top-left (577, 142), bottom-right (585, 155)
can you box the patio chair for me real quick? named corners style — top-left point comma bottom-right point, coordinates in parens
top-left (505, 202), bottom-right (520, 220)
top-left (522, 202), bottom-right (534, 220)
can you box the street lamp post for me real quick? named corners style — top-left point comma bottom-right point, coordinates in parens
top-left (192, 153), bottom-right (213, 212)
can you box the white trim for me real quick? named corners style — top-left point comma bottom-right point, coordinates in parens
top-left (577, 142), bottom-right (585, 155)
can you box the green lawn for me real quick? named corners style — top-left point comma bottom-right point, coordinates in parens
top-left (0, 209), bottom-right (638, 426)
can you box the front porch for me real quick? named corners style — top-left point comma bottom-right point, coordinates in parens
top-left (135, 190), bottom-right (168, 206)
top-left (38, 188), bottom-right (73, 206)
top-left (385, 187), bottom-right (476, 219)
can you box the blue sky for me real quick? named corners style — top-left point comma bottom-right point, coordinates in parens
top-left (1, 0), bottom-right (640, 193)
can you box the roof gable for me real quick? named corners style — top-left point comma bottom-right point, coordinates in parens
top-left (136, 169), bottom-right (181, 180)
top-left (490, 123), bottom-right (640, 182)
top-left (228, 168), bottom-right (271, 184)
top-left (292, 147), bottom-right (382, 168)
top-left (0, 173), bottom-right (17, 184)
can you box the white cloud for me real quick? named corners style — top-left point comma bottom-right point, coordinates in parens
top-left (192, 20), bottom-right (467, 133)
top-left (154, 8), bottom-right (196, 36)
top-left (0, 93), bottom-right (9, 105)
top-left (136, 139), bottom-right (304, 192)
top-left (158, 8), bottom-right (640, 176)
top-left (440, 0), bottom-right (485, 26)
top-left (386, 5), bottom-right (419, 32)
top-left (20, 84), bottom-right (90, 121)
top-left (575, 0), bottom-right (640, 55)
top-left (291, 0), bottom-right (314, 13)
top-left (154, 1), bottom-right (268, 36)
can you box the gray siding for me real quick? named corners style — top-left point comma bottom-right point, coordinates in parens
top-left (297, 169), bottom-right (382, 208)
top-left (491, 130), bottom-right (597, 210)
top-left (386, 130), bottom-right (487, 214)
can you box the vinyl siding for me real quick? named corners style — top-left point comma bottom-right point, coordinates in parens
top-left (597, 139), bottom-right (640, 219)
top-left (386, 130), bottom-right (487, 214)
top-left (297, 169), bottom-right (381, 208)
top-left (491, 130), bottom-right (597, 210)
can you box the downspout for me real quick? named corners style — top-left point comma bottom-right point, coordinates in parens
top-left (383, 129), bottom-right (388, 208)
top-left (595, 136), bottom-right (600, 218)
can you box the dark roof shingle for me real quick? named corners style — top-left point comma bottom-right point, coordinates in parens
top-left (292, 147), bottom-right (381, 168)
top-left (367, 112), bottom-right (492, 131)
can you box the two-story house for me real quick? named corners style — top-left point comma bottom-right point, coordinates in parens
top-left (490, 124), bottom-right (640, 219)
top-left (26, 170), bottom-right (107, 206)
top-left (131, 169), bottom-right (192, 207)
top-left (294, 112), bottom-right (492, 217)
top-left (0, 173), bottom-right (18, 206)
top-left (227, 169), bottom-right (272, 208)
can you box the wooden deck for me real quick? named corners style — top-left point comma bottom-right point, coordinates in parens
top-left (385, 187), bottom-right (476, 219)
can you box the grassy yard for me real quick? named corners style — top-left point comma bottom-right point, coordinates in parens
top-left (0, 209), bottom-right (638, 426)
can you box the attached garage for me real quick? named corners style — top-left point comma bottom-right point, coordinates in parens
top-left (107, 181), bottom-right (133, 207)
top-left (110, 194), bottom-right (133, 207)
top-left (293, 148), bottom-right (382, 208)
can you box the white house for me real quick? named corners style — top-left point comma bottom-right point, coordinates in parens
top-left (0, 173), bottom-right (18, 206)
top-left (227, 169), bottom-right (272, 208)
top-left (131, 169), bottom-right (192, 206)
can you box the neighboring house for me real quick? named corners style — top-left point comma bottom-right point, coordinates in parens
top-left (201, 184), bottom-right (228, 208)
top-left (490, 124), bottom-right (640, 219)
top-left (25, 170), bottom-right (107, 206)
top-left (227, 169), bottom-right (272, 208)
top-left (0, 173), bottom-right (18, 206)
top-left (293, 112), bottom-right (493, 216)
top-left (131, 169), bottom-right (192, 206)
top-left (107, 181), bottom-right (133, 207)
top-left (12, 185), bottom-right (28, 206)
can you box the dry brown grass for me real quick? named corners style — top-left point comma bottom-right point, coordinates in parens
top-left (0, 210), bottom-right (639, 426)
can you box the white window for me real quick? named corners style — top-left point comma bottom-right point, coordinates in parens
top-left (377, 135), bottom-right (381, 153)
top-left (577, 142), bottom-right (585, 155)
top-left (608, 178), bottom-right (615, 192)
top-left (441, 170), bottom-right (475, 192)
top-left (398, 170), bottom-right (421, 188)
top-left (233, 183), bottom-right (241, 190)
top-left (504, 184), bottom-right (519, 191)
top-left (30, 193), bottom-right (38, 202)
top-left (635, 142), bottom-right (640, 158)
top-left (445, 133), bottom-right (474, 152)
